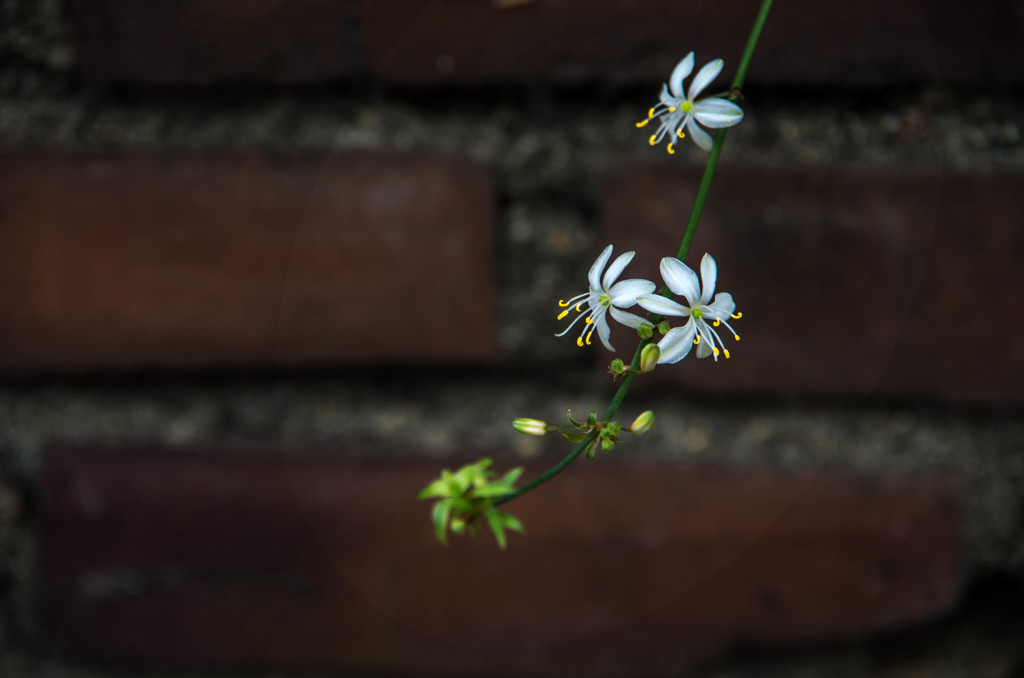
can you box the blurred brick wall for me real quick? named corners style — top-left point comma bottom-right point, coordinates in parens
top-left (1, 1), bottom-right (1024, 677)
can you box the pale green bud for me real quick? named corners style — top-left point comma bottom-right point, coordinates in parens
top-left (605, 421), bottom-right (621, 437)
top-left (601, 437), bottom-right (616, 453)
top-left (630, 410), bottom-right (655, 435)
top-left (637, 323), bottom-right (654, 339)
top-left (640, 343), bottom-right (661, 373)
top-left (512, 418), bottom-right (547, 436)
top-left (657, 320), bottom-right (672, 335)
top-left (609, 358), bottom-right (626, 375)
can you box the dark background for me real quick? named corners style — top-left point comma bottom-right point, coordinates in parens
top-left (1, 0), bottom-right (1023, 676)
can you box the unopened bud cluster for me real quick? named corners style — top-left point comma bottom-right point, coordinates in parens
top-left (608, 343), bottom-right (662, 379)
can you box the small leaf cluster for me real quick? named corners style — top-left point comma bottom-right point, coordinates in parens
top-left (417, 459), bottom-right (525, 549)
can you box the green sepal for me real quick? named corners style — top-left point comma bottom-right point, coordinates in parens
top-left (431, 500), bottom-right (452, 545)
top-left (561, 432), bottom-right (586, 442)
top-left (500, 467), bottom-right (524, 486)
top-left (495, 510), bottom-right (525, 534)
top-left (485, 509), bottom-right (507, 550)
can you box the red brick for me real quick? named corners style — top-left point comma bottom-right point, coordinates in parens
top-left (72, 0), bottom-right (357, 84)
top-left (41, 446), bottom-right (960, 674)
top-left (0, 151), bottom-right (496, 371)
top-left (361, 0), bottom-right (1024, 86)
top-left (602, 163), bottom-right (1024, 405)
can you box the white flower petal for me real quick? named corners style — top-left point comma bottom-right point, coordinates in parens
top-left (688, 58), bottom-right (723, 100)
top-left (595, 315), bottom-right (613, 351)
top-left (602, 250), bottom-right (635, 291)
top-left (610, 306), bottom-right (649, 329)
top-left (693, 98), bottom-right (744, 128)
top-left (660, 257), bottom-right (701, 304)
top-left (657, 323), bottom-right (696, 364)
top-left (668, 52), bottom-right (695, 99)
top-left (696, 338), bottom-right (715, 359)
top-left (608, 278), bottom-right (656, 306)
top-left (659, 83), bottom-right (675, 106)
top-left (699, 253), bottom-right (717, 304)
top-left (588, 245), bottom-right (613, 293)
top-left (686, 117), bottom-right (714, 151)
top-left (636, 294), bottom-right (690, 317)
top-left (706, 292), bottom-right (736, 318)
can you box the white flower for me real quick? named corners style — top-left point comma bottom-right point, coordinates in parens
top-left (636, 52), bottom-right (744, 153)
top-left (556, 245), bottom-right (656, 351)
top-left (637, 254), bottom-right (741, 363)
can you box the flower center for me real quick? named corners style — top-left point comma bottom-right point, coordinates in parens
top-left (691, 307), bottom-right (703, 319)
top-left (680, 101), bottom-right (693, 113)
top-left (599, 294), bottom-right (610, 307)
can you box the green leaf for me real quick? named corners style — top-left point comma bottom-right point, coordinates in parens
top-left (472, 484), bottom-right (514, 498)
top-left (447, 496), bottom-right (476, 514)
top-left (501, 467), bottom-right (524, 486)
top-left (485, 509), bottom-right (507, 550)
top-left (561, 432), bottom-right (586, 442)
top-left (495, 509), bottom-right (525, 534)
top-left (418, 479), bottom-right (451, 500)
top-left (431, 500), bottom-right (452, 545)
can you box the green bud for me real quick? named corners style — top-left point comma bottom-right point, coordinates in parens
top-left (637, 323), bottom-right (654, 339)
top-left (587, 410), bottom-right (598, 428)
top-left (657, 320), bottom-right (672, 335)
top-left (601, 437), bottom-right (616, 453)
top-left (586, 443), bottom-right (597, 461)
top-left (605, 421), bottom-right (621, 437)
top-left (512, 418), bottom-right (547, 436)
top-left (609, 358), bottom-right (626, 375)
top-left (640, 343), bottom-right (661, 373)
top-left (630, 410), bottom-right (655, 435)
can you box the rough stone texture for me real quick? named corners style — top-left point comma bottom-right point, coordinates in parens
top-left (40, 446), bottom-right (958, 674)
top-left (71, 0), bottom-right (357, 85)
top-left (603, 163), bottom-right (1024, 405)
top-left (0, 150), bottom-right (497, 371)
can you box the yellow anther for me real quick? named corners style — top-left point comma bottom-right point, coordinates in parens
top-left (636, 119), bottom-right (650, 128)
top-left (649, 134), bottom-right (658, 146)
top-left (713, 319), bottom-right (721, 326)
top-left (677, 129), bottom-right (685, 139)
top-left (667, 107), bottom-right (676, 112)
top-left (558, 299), bottom-right (571, 307)
top-left (667, 142), bottom-right (675, 155)
top-left (576, 336), bottom-right (584, 347)
top-left (575, 303), bottom-right (583, 312)
top-left (585, 330), bottom-right (594, 346)
top-left (731, 312), bottom-right (742, 319)
top-left (713, 347), bottom-right (720, 356)
top-left (724, 349), bottom-right (731, 359)
top-left (734, 335), bottom-right (740, 341)
top-left (693, 335), bottom-right (701, 345)
top-left (648, 107), bottom-right (656, 118)
top-left (557, 309), bottom-right (570, 320)
top-left (585, 317), bottom-right (593, 325)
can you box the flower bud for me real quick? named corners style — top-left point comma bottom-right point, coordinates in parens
top-left (637, 323), bottom-right (654, 339)
top-left (630, 411), bottom-right (655, 435)
top-left (601, 437), bottom-right (616, 453)
top-left (608, 358), bottom-right (626, 375)
top-left (640, 343), bottom-right (661, 373)
top-left (605, 421), bottom-right (622, 437)
top-left (657, 320), bottom-right (672, 335)
top-left (512, 418), bottom-right (547, 436)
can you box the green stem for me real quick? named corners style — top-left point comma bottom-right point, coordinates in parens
top-left (498, 0), bottom-right (773, 508)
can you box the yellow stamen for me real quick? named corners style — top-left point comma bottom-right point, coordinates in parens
top-left (713, 319), bottom-right (720, 326)
top-left (558, 299), bottom-right (572, 307)
top-left (649, 134), bottom-right (657, 146)
top-left (575, 303), bottom-right (583, 312)
top-left (734, 335), bottom-right (740, 341)
top-left (585, 330), bottom-right (593, 345)
top-left (693, 336), bottom-right (701, 345)
top-left (667, 142), bottom-right (675, 155)
top-left (677, 129), bottom-right (685, 139)
top-left (585, 317), bottom-right (593, 325)
top-left (636, 119), bottom-right (650, 128)
top-left (713, 347), bottom-right (720, 356)
top-left (576, 336), bottom-right (584, 347)
top-left (557, 309), bottom-right (570, 320)
top-left (667, 106), bottom-right (676, 112)
top-left (724, 349), bottom-right (731, 359)
top-left (731, 312), bottom-right (742, 319)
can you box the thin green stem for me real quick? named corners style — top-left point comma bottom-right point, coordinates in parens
top-left (497, 0), bottom-right (773, 509)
